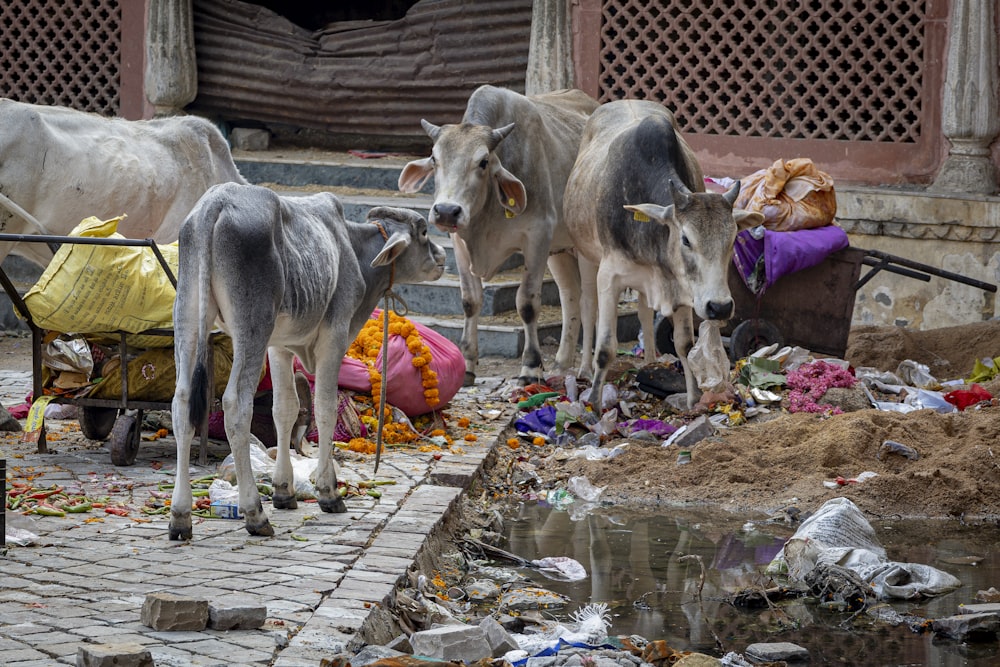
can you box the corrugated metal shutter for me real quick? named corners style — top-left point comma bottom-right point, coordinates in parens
top-left (190, 0), bottom-right (533, 148)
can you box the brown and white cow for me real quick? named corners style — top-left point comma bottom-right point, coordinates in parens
top-left (563, 100), bottom-right (762, 406)
top-left (0, 98), bottom-right (245, 267)
top-left (399, 85), bottom-right (598, 385)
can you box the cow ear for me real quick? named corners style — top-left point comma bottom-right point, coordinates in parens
top-left (371, 231), bottom-right (411, 267)
top-left (733, 208), bottom-right (765, 230)
top-left (623, 203), bottom-right (673, 224)
top-left (399, 157), bottom-right (434, 193)
top-left (494, 165), bottom-right (527, 216)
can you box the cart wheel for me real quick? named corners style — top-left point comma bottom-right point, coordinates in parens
top-left (729, 319), bottom-right (784, 362)
top-left (80, 407), bottom-right (119, 441)
top-left (108, 413), bottom-right (141, 466)
top-left (654, 318), bottom-right (676, 356)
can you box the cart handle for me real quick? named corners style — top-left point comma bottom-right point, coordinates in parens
top-left (855, 248), bottom-right (998, 293)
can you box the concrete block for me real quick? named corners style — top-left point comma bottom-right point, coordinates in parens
top-left (410, 624), bottom-right (492, 662)
top-left (745, 641), bottom-right (809, 663)
top-left (385, 633), bottom-right (413, 654)
top-left (672, 415), bottom-right (716, 449)
top-left (958, 602), bottom-right (1000, 615)
top-left (231, 127), bottom-right (270, 151)
top-left (932, 612), bottom-right (999, 641)
top-left (76, 642), bottom-right (153, 667)
top-left (141, 591), bottom-right (209, 631)
top-left (208, 597), bottom-right (267, 630)
top-left (479, 616), bottom-right (520, 657)
top-left (350, 644), bottom-right (406, 665)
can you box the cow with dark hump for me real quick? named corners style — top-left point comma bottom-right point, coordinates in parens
top-left (169, 183), bottom-right (445, 539)
top-left (399, 85), bottom-right (599, 385)
top-left (563, 100), bottom-right (763, 406)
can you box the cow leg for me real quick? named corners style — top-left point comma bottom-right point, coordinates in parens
top-left (453, 234), bottom-right (482, 386)
top-left (547, 250), bottom-right (582, 374)
top-left (312, 335), bottom-right (347, 514)
top-left (577, 256), bottom-right (599, 378)
top-left (169, 327), bottom-right (200, 541)
top-left (591, 263), bottom-right (622, 409)
top-left (517, 245), bottom-right (549, 385)
top-left (672, 305), bottom-right (700, 408)
top-left (637, 292), bottom-right (656, 363)
top-left (268, 348), bottom-right (299, 510)
top-left (223, 338), bottom-right (274, 536)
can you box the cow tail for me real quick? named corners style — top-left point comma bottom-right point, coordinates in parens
top-left (184, 194), bottom-right (224, 430)
top-left (189, 359), bottom-right (209, 429)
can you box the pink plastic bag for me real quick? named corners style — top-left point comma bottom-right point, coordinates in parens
top-left (337, 310), bottom-right (465, 416)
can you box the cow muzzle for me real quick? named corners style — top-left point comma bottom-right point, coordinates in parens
top-left (430, 202), bottom-right (463, 232)
top-left (705, 298), bottom-right (734, 321)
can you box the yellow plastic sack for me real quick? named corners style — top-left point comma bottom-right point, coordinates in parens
top-left (22, 216), bottom-right (178, 346)
top-left (89, 335), bottom-right (235, 401)
top-left (735, 158), bottom-right (837, 231)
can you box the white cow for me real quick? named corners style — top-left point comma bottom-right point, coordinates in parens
top-left (0, 98), bottom-right (245, 267)
top-left (563, 100), bottom-right (763, 406)
top-left (399, 85), bottom-right (598, 385)
top-left (169, 184), bottom-right (445, 539)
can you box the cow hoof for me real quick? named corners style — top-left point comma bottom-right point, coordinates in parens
top-left (168, 525), bottom-right (192, 541)
top-left (272, 493), bottom-right (297, 510)
top-left (319, 496), bottom-right (348, 513)
top-left (246, 520), bottom-right (275, 537)
top-left (169, 513), bottom-right (192, 541)
top-left (463, 371), bottom-right (476, 387)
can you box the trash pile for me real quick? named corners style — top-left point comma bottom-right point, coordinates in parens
top-left (503, 338), bottom-right (996, 472)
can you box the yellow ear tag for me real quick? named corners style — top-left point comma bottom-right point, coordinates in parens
top-left (505, 197), bottom-right (517, 218)
top-left (632, 210), bottom-right (650, 222)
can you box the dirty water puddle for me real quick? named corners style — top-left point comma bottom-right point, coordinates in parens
top-left (482, 501), bottom-right (1000, 665)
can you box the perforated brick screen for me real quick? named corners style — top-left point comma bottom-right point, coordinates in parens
top-left (0, 0), bottom-right (121, 115)
top-left (599, 0), bottom-right (926, 143)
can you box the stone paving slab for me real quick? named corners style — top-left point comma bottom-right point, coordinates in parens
top-left (1, 370), bottom-right (516, 666)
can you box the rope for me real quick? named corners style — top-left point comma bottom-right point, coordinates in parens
top-left (370, 219), bottom-right (409, 475)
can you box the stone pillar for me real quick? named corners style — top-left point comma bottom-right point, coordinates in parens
top-left (526, 0), bottom-right (574, 95)
top-left (144, 0), bottom-right (197, 116)
top-left (930, 0), bottom-right (999, 194)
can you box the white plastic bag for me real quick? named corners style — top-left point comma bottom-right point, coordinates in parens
top-left (567, 475), bottom-right (605, 502)
top-left (687, 320), bottom-right (729, 392)
top-left (768, 498), bottom-right (961, 599)
top-left (217, 434), bottom-right (274, 484)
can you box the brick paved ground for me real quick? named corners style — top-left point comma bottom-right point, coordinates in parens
top-left (1, 369), bottom-right (514, 666)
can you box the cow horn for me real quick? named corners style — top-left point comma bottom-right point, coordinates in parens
top-left (489, 123), bottom-right (516, 150)
top-left (723, 180), bottom-right (742, 205)
top-left (421, 119), bottom-right (442, 141)
top-left (670, 179), bottom-right (692, 210)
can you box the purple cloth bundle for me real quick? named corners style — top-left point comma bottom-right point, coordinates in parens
top-left (733, 225), bottom-right (849, 294)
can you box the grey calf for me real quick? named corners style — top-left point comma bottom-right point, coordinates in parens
top-left (170, 183), bottom-right (444, 539)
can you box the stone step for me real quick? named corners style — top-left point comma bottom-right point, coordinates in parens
top-left (411, 307), bottom-right (642, 359)
top-left (235, 152), bottom-right (420, 194)
top-left (393, 271), bottom-right (559, 317)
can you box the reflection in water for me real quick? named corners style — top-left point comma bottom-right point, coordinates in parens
top-left (502, 501), bottom-right (1000, 666)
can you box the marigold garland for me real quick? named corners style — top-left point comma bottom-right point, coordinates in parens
top-left (347, 310), bottom-right (440, 411)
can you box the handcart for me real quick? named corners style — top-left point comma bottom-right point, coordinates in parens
top-left (656, 245), bottom-right (998, 362)
top-left (0, 233), bottom-right (216, 466)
